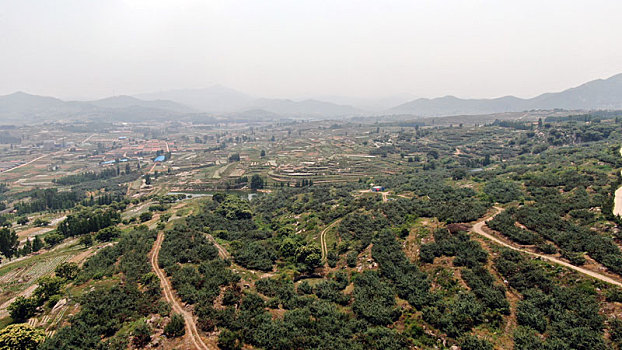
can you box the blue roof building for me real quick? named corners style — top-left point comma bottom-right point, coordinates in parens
top-left (154, 155), bottom-right (166, 162)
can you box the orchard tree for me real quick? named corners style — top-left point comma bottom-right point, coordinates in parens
top-left (295, 244), bottom-right (322, 270)
top-left (79, 234), bottom-right (93, 247)
top-left (0, 323), bottom-right (45, 350)
top-left (140, 212), bottom-right (153, 222)
top-left (55, 262), bottom-right (79, 280)
top-left (8, 297), bottom-right (37, 322)
top-left (164, 314), bottom-right (185, 338)
top-left (132, 321), bottom-right (152, 347)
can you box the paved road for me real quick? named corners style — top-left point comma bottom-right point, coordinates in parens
top-left (471, 208), bottom-right (622, 287)
top-left (150, 232), bottom-right (216, 350)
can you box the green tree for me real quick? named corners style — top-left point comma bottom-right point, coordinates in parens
top-left (218, 328), bottom-right (241, 350)
top-left (31, 235), bottom-right (43, 252)
top-left (260, 149), bottom-right (266, 157)
top-left (44, 233), bottom-right (64, 247)
top-left (139, 212), bottom-right (153, 222)
top-left (33, 276), bottom-right (64, 302)
top-left (0, 323), bottom-right (45, 350)
top-left (295, 244), bottom-right (322, 270)
top-left (8, 297), bottom-right (37, 322)
top-left (460, 334), bottom-right (493, 350)
top-left (0, 228), bottom-right (18, 261)
top-left (250, 174), bottom-right (264, 190)
top-left (132, 321), bottom-right (152, 347)
top-left (144, 173), bottom-right (151, 185)
top-left (55, 262), bottom-right (79, 280)
top-left (229, 153), bottom-right (240, 162)
top-left (16, 217), bottom-right (29, 226)
top-left (611, 318), bottom-right (622, 345)
top-left (164, 314), bottom-right (185, 338)
top-left (20, 239), bottom-right (32, 256)
top-left (95, 226), bottom-right (120, 242)
top-left (79, 234), bottom-right (93, 247)
top-left (33, 218), bottom-right (49, 227)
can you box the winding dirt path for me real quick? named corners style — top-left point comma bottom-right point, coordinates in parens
top-left (471, 208), bottom-right (622, 287)
top-left (205, 233), bottom-right (230, 260)
top-left (320, 218), bottom-right (342, 262)
top-left (613, 145), bottom-right (622, 217)
top-left (150, 232), bottom-right (216, 350)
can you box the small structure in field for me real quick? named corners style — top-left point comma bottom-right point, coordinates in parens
top-left (371, 185), bottom-right (385, 192)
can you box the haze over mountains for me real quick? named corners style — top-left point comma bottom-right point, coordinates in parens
top-left (1, 73), bottom-right (622, 123)
top-left (390, 73), bottom-right (622, 116)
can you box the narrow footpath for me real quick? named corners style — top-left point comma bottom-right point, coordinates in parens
top-left (150, 232), bottom-right (216, 350)
top-left (320, 218), bottom-right (342, 263)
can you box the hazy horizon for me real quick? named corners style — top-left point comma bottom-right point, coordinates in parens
top-left (2, 0), bottom-right (622, 100)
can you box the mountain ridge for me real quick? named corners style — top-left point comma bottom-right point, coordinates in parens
top-left (389, 73), bottom-right (622, 116)
top-left (3, 73), bottom-right (622, 122)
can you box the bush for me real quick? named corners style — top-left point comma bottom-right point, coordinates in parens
top-left (164, 314), bottom-right (186, 338)
top-left (55, 262), bottom-right (79, 280)
top-left (483, 179), bottom-right (522, 204)
top-left (297, 281), bottom-right (313, 295)
top-left (610, 318), bottom-right (622, 345)
top-left (139, 212), bottom-right (153, 222)
top-left (460, 334), bottom-right (493, 350)
top-left (0, 323), bottom-right (46, 350)
top-left (346, 251), bottom-right (358, 267)
top-left (605, 288), bottom-right (622, 303)
top-left (8, 297), bottom-right (38, 322)
top-left (219, 329), bottom-right (241, 350)
top-left (132, 321), bottom-right (152, 347)
top-left (44, 232), bottom-right (64, 247)
top-left (46, 294), bottom-right (62, 310)
top-left (95, 226), bottom-right (120, 242)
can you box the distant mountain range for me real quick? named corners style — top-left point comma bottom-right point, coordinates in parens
top-left (136, 86), bottom-right (363, 117)
top-left (0, 92), bottom-right (193, 123)
top-left (389, 73), bottom-right (622, 116)
top-left (2, 73), bottom-right (622, 123)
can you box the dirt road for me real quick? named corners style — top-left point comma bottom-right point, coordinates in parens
top-left (471, 208), bottom-right (622, 287)
top-left (205, 233), bottom-right (230, 260)
top-left (320, 218), bottom-right (342, 262)
top-left (1, 154), bottom-right (48, 174)
top-left (150, 232), bottom-right (216, 350)
top-left (613, 146), bottom-right (622, 217)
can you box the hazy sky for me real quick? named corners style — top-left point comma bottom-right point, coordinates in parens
top-left (2, 0), bottom-right (622, 100)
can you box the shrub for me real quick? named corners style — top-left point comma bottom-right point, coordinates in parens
top-left (139, 212), bottom-right (153, 222)
top-left (164, 314), bottom-right (186, 338)
top-left (0, 323), bottom-right (45, 350)
top-left (55, 262), bottom-right (79, 280)
top-left (132, 321), bottom-right (152, 347)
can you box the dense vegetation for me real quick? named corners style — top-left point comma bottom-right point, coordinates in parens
top-left (14, 189), bottom-right (85, 214)
top-left (57, 207), bottom-right (121, 238)
top-left (40, 227), bottom-right (161, 348)
top-left (2, 116), bottom-right (621, 349)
